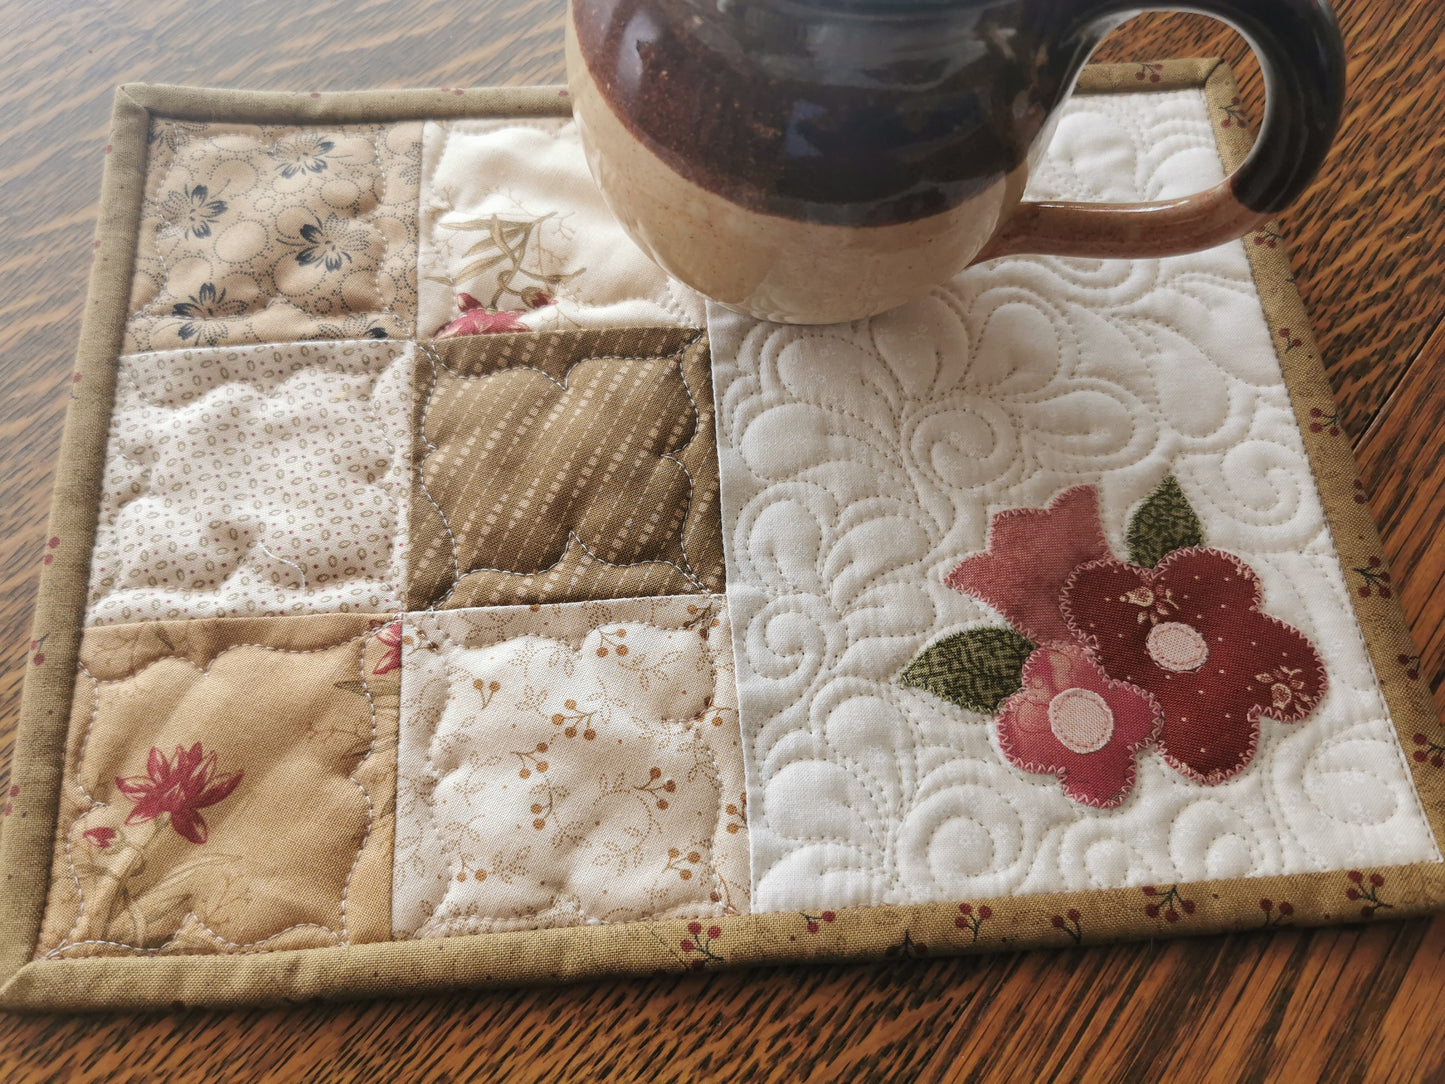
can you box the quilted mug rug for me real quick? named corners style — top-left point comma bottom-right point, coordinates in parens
top-left (1, 60), bottom-right (1442, 1010)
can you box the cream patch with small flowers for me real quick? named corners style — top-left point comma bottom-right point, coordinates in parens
top-left (87, 340), bottom-right (412, 625)
top-left (392, 596), bottom-right (748, 938)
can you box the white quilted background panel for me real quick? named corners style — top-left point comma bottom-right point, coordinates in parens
top-left (708, 88), bottom-right (1441, 911)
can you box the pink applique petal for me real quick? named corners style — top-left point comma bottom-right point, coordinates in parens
top-left (1058, 727), bottom-right (1148, 808)
top-left (995, 642), bottom-right (1161, 808)
top-left (946, 486), bottom-right (1110, 644)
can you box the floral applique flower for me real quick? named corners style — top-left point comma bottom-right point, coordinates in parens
top-left (1062, 549), bottom-right (1325, 784)
top-left (373, 621), bottom-right (403, 675)
top-left (284, 213), bottom-right (374, 272)
top-left (114, 743), bottom-right (243, 844)
top-left (157, 183), bottom-right (227, 240)
top-left (271, 134), bottom-right (336, 178)
top-left (902, 477), bottom-right (1328, 806)
top-left (171, 282), bottom-right (247, 344)
top-left (996, 642), bottom-right (1161, 807)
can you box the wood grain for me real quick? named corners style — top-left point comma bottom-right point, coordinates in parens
top-left (0, 1), bottom-right (1441, 1080)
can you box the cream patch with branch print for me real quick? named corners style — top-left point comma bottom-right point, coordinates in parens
top-left (392, 596), bottom-right (748, 938)
top-left (416, 118), bottom-right (706, 337)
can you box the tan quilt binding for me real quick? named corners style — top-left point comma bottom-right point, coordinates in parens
top-left (0, 62), bottom-right (1440, 1010)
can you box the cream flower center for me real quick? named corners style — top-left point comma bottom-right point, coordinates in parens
top-left (1146, 621), bottom-right (1209, 672)
top-left (1047, 687), bottom-right (1115, 754)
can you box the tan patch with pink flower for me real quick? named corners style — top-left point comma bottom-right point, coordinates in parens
top-left (35, 613), bottom-right (399, 957)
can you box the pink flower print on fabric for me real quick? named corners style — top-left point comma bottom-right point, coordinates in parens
top-left (373, 620), bottom-right (403, 675)
top-left (434, 290), bottom-right (557, 339)
top-left (83, 826), bottom-right (117, 849)
top-left (945, 485), bottom-right (1110, 645)
top-left (997, 642), bottom-right (1162, 808)
top-left (1061, 548), bottom-right (1327, 785)
top-left (435, 292), bottom-right (528, 337)
top-left (114, 743), bottom-right (243, 845)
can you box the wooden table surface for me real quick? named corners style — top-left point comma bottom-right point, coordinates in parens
top-left (0, 1), bottom-right (1441, 1080)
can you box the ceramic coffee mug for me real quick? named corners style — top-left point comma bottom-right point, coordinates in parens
top-left (566, 0), bottom-right (1345, 324)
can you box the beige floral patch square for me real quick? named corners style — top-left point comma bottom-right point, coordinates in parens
top-left (392, 596), bottom-right (748, 937)
top-left (125, 119), bottom-right (421, 351)
top-left (35, 614), bottom-right (399, 957)
top-left (407, 328), bottom-right (725, 608)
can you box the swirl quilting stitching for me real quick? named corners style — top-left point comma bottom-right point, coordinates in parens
top-left (708, 88), bottom-right (1441, 912)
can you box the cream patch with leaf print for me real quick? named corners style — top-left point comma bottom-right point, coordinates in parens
top-left (416, 118), bottom-right (707, 338)
top-left (392, 596), bottom-right (748, 937)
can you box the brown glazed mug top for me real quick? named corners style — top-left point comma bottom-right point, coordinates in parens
top-left (567, 0), bottom-right (1345, 324)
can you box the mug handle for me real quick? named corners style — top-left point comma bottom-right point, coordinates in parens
top-left (979, 0), bottom-right (1346, 261)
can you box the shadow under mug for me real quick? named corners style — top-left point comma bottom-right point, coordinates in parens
top-left (565, 0), bottom-right (1345, 324)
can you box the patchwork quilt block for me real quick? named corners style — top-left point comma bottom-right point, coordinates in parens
top-left (127, 120), bottom-right (422, 350)
top-left (406, 328), bottom-right (724, 609)
top-left (0, 64), bottom-right (1440, 1009)
top-left (89, 339), bottom-right (413, 624)
top-left (416, 117), bottom-right (706, 337)
top-left (38, 614), bottom-right (398, 958)
top-left (392, 596), bottom-right (746, 937)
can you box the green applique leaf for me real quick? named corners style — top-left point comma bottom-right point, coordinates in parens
top-left (898, 628), bottom-right (1036, 714)
top-left (1126, 475), bottom-right (1204, 567)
